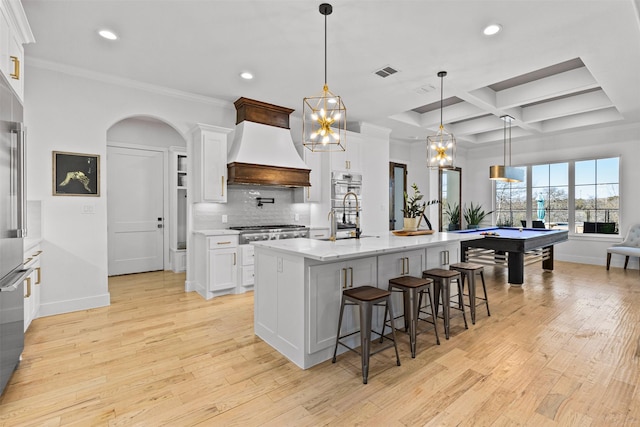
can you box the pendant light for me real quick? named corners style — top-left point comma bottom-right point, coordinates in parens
top-left (489, 115), bottom-right (524, 182)
top-left (427, 71), bottom-right (456, 169)
top-left (303, 3), bottom-right (346, 152)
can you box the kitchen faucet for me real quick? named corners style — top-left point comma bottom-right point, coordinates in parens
top-left (343, 191), bottom-right (361, 239)
top-left (327, 209), bottom-right (337, 241)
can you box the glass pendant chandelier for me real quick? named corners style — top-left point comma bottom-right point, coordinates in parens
top-left (489, 115), bottom-right (524, 182)
top-left (427, 71), bottom-right (456, 169)
top-left (303, 3), bottom-right (346, 152)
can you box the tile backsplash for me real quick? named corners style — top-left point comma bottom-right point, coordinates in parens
top-left (193, 186), bottom-right (310, 230)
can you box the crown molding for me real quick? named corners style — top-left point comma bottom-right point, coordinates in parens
top-left (26, 57), bottom-right (233, 108)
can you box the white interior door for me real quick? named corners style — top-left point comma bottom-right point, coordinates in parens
top-left (108, 146), bottom-right (164, 276)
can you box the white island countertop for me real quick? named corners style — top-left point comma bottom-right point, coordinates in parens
top-left (252, 231), bottom-right (481, 262)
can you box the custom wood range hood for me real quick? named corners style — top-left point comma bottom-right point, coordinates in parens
top-left (227, 97), bottom-right (311, 187)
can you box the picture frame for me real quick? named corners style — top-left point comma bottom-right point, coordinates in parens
top-left (52, 151), bottom-right (100, 196)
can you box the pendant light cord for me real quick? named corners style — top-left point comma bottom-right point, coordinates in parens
top-left (324, 12), bottom-right (327, 86)
top-left (440, 75), bottom-right (443, 127)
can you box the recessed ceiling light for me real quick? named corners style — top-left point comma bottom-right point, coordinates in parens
top-left (98, 29), bottom-right (118, 40)
top-left (240, 72), bottom-right (253, 80)
top-left (483, 24), bottom-right (502, 36)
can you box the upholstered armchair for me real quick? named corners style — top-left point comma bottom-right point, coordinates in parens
top-left (606, 224), bottom-right (640, 273)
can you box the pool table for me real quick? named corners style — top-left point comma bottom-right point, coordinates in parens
top-left (448, 227), bottom-right (569, 285)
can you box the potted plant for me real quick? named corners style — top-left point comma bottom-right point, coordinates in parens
top-left (402, 183), bottom-right (438, 231)
top-left (444, 202), bottom-right (460, 231)
top-left (463, 202), bottom-right (493, 229)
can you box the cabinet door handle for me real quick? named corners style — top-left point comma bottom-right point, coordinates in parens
top-left (405, 257), bottom-right (410, 275)
top-left (36, 267), bottom-right (41, 285)
top-left (217, 241), bottom-right (231, 245)
top-left (24, 277), bottom-right (31, 298)
top-left (348, 267), bottom-right (354, 287)
top-left (10, 56), bottom-right (20, 80)
top-left (441, 250), bottom-right (449, 265)
top-left (307, 187), bottom-right (310, 199)
top-left (24, 257), bottom-right (32, 265)
top-left (33, 250), bottom-right (43, 257)
top-left (221, 176), bottom-right (225, 196)
top-left (342, 268), bottom-right (347, 289)
top-left (233, 253), bottom-right (236, 265)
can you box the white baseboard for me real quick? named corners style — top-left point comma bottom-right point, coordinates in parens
top-left (38, 293), bottom-right (111, 317)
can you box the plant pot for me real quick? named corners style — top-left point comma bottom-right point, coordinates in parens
top-left (448, 223), bottom-right (460, 231)
top-left (403, 217), bottom-right (419, 232)
top-left (467, 224), bottom-right (480, 230)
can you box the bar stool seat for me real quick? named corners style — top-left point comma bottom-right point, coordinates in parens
top-left (450, 262), bottom-right (490, 324)
top-left (332, 285), bottom-right (401, 384)
top-left (382, 276), bottom-right (439, 358)
top-left (422, 268), bottom-right (468, 339)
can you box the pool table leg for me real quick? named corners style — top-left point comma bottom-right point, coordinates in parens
top-left (542, 245), bottom-right (554, 270)
top-left (508, 251), bottom-right (524, 285)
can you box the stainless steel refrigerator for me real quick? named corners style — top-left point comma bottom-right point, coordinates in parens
top-left (0, 71), bottom-right (31, 395)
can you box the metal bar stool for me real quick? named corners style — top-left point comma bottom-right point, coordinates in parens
top-left (381, 276), bottom-right (440, 358)
top-left (332, 285), bottom-right (401, 384)
top-left (422, 268), bottom-right (468, 339)
top-left (450, 262), bottom-right (490, 324)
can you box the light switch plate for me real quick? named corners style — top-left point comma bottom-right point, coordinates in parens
top-left (222, 214), bottom-right (228, 223)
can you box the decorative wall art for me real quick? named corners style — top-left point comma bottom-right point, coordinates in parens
top-left (52, 151), bottom-right (100, 196)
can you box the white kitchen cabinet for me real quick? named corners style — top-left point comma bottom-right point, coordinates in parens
top-left (377, 249), bottom-right (426, 328)
top-left (0, 1), bottom-right (34, 102)
top-left (23, 245), bottom-right (42, 332)
top-left (169, 147), bottom-right (187, 272)
top-left (308, 256), bottom-right (377, 353)
top-left (193, 233), bottom-right (238, 299)
top-left (330, 138), bottom-right (361, 172)
top-left (426, 243), bottom-right (459, 269)
top-left (190, 124), bottom-right (232, 203)
top-left (238, 244), bottom-right (255, 292)
top-left (298, 150), bottom-right (323, 203)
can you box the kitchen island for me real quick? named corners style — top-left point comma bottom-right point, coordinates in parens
top-left (252, 231), bottom-right (480, 369)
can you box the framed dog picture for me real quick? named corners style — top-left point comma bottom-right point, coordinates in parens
top-left (52, 151), bottom-right (100, 196)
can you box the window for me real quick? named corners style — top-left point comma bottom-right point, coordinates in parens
top-left (493, 157), bottom-right (620, 235)
top-left (531, 163), bottom-right (568, 230)
top-left (495, 167), bottom-right (526, 227)
top-left (575, 157), bottom-right (619, 234)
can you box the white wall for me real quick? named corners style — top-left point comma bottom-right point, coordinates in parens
top-left (107, 117), bottom-right (186, 149)
top-left (25, 63), bottom-right (234, 316)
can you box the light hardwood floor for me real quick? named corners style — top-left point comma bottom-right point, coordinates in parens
top-left (1, 261), bottom-right (639, 426)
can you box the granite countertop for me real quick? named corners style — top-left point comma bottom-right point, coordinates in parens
top-left (193, 229), bottom-right (240, 236)
top-left (252, 231), bottom-right (481, 262)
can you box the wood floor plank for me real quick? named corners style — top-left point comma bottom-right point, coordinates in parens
top-left (1, 264), bottom-right (639, 425)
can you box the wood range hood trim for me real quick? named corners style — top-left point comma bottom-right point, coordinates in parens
top-left (227, 97), bottom-right (310, 187)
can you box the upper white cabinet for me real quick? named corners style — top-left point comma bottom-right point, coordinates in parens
top-left (0, 0), bottom-right (34, 102)
top-left (190, 124), bottom-right (232, 203)
top-left (330, 137), bottom-right (361, 173)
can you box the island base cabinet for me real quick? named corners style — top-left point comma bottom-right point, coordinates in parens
top-left (308, 256), bottom-right (377, 354)
top-left (426, 243), bottom-right (459, 269)
top-left (254, 250), bottom-right (306, 368)
top-left (377, 249), bottom-right (426, 329)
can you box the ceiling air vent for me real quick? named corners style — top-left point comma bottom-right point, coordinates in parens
top-left (374, 66), bottom-right (399, 78)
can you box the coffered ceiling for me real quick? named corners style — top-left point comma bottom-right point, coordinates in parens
top-left (21, 0), bottom-right (640, 147)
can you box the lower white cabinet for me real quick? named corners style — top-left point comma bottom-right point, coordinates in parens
top-left (193, 233), bottom-right (238, 299)
top-left (377, 249), bottom-right (426, 327)
top-left (23, 246), bottom-right (43, 332)
top-left (308, 256), bottom-right (377, 353)
top-left (426, 243), bottom-right (459, 269)
top-left (238, 244), bottom-right (255, 292)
